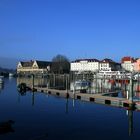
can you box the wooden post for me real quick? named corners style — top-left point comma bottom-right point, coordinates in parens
top-left (53, 73), bottom-right (55, 88)
top-left (32, 74), bottom-right (34, 90)
top-left (129, 74), bottom-right (133, 102)
top-left (66, 74), bottom-right (67, 92)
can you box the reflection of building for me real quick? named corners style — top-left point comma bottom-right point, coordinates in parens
top-left (17, 60), bottom-right (51, 75)
top-left (17, 77), bottom-right (48, 87)
top-left (0, 83), bottom-right (4, 91)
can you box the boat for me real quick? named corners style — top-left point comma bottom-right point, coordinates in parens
top-left (0, 78), bottom-right (4, 84)
top-left (9, 73), bottom-right (14, 77)
top-left (17, 83), bottom-right (31, 93)
top-left (0, 76), bottom-right (4, 79)
top-left (70, 80), bottom-right (91, 92)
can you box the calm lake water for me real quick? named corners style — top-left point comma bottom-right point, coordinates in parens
top-left (0, 78), bottom-right (140, 140)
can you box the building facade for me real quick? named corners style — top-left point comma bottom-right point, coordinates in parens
top-left (70, 59), bottom-right (100, 72)
top-left (134, 58), bottom-right (140, 72)
top-left (17, 60), bottom-right (51, 75)
top-left (98, 58), bottom-right (122, 78)
top-left (71, 58), bottom-right (121, 77)
top-left (121, 57), bottom-right (135, 72)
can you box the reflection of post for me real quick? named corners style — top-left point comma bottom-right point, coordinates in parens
top-left (72, 99), bottom-right (75, 107)
top-left (32, 92), bottom-right (35, 106)
top-left (65, 98), bottom-right (68, 114)
top-left (128, 110), bottom-right (133, 136)
top-left (18, 93), bottom-right (20, 103)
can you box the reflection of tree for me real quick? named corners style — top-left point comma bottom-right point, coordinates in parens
top-left (0, 120), bottom-right (15, 135)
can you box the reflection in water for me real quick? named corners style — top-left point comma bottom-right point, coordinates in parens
top-left (65, 99), bottom-right (69, 114)
top-left (32, 92), bottom-right (35, 106)
top-left (0, 78), bottom-right (140, 139)
top-left (0, 120), bottom-right (15, 135)
top-left (126, 110), bottom-right (133, 136)
top-left (128, 110), bottom-right (133, 136)
top-left (0, 83), bottom-right (4, 92)
top-left (16, 77), bottom-right (139, 138)
top-left (17, 76), bottom-right (140, 99)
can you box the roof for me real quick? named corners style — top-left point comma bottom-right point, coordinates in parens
top-left (121, 57), bottom-right (135, 63)
top-left (19, 60), bottom-right (51, 68)
top-left (20, 61), bottom-right (34, 67)
top-left (35, 60), bottom-right (51, 68)
top-left (101, 58), bottom-right (114, 63)
top-left (72, 59), bottom-right (99, 63)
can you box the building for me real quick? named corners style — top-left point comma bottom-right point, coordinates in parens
top-left (99, 58), bottom-right (120, 71)
top-left (70, 59), bottom-right (100, 72)
top-left (98, 58), bottom-right (122, 78)
top-left (121, 57), bottom-right (135, 72)
top-left (134, 58), bottom-right (140, 72)
top-left (70, 58), bottom-right (121, 77)
top-left (17, 60), bottom-right (51, 75)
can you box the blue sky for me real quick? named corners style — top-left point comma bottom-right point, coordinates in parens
top-left (0, 0), bottom-right (140, 67)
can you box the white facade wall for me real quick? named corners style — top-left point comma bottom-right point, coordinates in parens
top-left (121, 61), bottom-right (134, 72)
top-left (71, 60), bottom-right (99, 72)
top-left (99, 63), bottom-right (111, 71)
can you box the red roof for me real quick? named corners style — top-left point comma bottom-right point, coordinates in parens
top-left (121, 56), bottom-right (135, 63)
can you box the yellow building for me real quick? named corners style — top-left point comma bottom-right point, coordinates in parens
top-left (17, 60), bottom-right (51, 75)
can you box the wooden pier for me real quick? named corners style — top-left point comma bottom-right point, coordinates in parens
top-left (34, 87), bottom-right (138, 110)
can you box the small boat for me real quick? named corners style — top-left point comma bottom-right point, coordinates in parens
top-left (17, 83), bottom-right (27, 93)
top-left (71, 80), bottom-right (91, 92)
top-left (9, 73), bottom-right (14, 77)
top-left (17, 83), bottom-right (32, 93)
top-left (0, 78), bottom-right (4, 84)
top-left (0, 76), bottom-right (4, 79)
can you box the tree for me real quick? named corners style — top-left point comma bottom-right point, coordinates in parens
top-left (51, 54), bottom-right (70, 74)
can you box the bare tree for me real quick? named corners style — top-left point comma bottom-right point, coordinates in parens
top-left (51, 54), bottom-right (70, 74)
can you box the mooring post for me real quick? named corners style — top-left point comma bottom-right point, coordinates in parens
top-left (66, 74), bottom-right (68, 93)
top-left (129, 73), bottom-right (133, 102)
top-left (32, 74), bottom-right (34, 90)
top-left (53, 73), bottom-right (55, 88)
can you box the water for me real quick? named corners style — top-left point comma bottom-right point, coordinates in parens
top-left (0, 78), bottom-right (140, 140)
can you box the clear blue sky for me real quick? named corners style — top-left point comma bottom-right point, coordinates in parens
top-left (0, 0), bottom-right (140, 65)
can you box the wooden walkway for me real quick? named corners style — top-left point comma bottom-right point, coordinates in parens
top-left (33, 87), bottom-right (140, 110)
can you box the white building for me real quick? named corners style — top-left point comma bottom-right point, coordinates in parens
top-left (121, 57), bottom-right (135, 72)
top-left (98, 59), bottom-right (121, 78)
top-left (70, 59), bottom-right (100, 72)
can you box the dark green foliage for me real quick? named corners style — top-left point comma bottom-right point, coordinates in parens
top-left (51, 54), bottom-right (70, 74)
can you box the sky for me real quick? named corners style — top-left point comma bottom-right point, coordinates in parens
top-left (0, 0), bottom-right (140, 68)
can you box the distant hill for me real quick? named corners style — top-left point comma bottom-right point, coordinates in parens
top-left (0, 57), bottom-right (23, 69)
top-left (0, 66), bottom-right (16, 73)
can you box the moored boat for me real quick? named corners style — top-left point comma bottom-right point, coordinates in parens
top-left (0, 78), bottom-right (4, 84)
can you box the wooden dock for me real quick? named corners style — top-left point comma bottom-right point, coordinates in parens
top-left (34, 87), bottom-right (139, 110)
